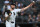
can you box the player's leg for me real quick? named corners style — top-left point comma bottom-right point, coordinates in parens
top-left (11, 23), bottom-right (15, 27)
top-left (6, 20), bottom-right (11, 27)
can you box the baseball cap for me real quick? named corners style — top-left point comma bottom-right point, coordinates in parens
top-left (10, 3), bottom-right (16, 6)
top-left (4, 1), bottom-right (9, 3)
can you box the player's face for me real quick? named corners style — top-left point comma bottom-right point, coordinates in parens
top-left (11, 5), bottom-right (15, 9)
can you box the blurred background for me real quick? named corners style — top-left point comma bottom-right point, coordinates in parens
top-left (0, 0), bottom-right (40, 27)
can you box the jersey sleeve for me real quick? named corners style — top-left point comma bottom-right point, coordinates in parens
top-left (5, 12), bottom-right (8, 17)
top-left (15, 9), bottom-right (21, 12)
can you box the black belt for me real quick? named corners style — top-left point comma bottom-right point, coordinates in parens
top-left (11, 22), bottom-right (14, 23)
top-left (7, 20), bottom-right (14, 23)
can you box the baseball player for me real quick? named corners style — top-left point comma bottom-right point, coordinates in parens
top-left (5, 1), bottom-right (35, 27)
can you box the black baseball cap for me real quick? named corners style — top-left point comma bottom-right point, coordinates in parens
top-left (10, 3), bottom-right (16, 6)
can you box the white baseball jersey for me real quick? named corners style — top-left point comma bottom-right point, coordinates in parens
top-left (5, 9), bottom-right (21, 27)
top-left (5, 9), bottom-right (21, 22)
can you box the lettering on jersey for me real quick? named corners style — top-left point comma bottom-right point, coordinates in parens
top-left (13, 12), bottom-right (15, 15)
